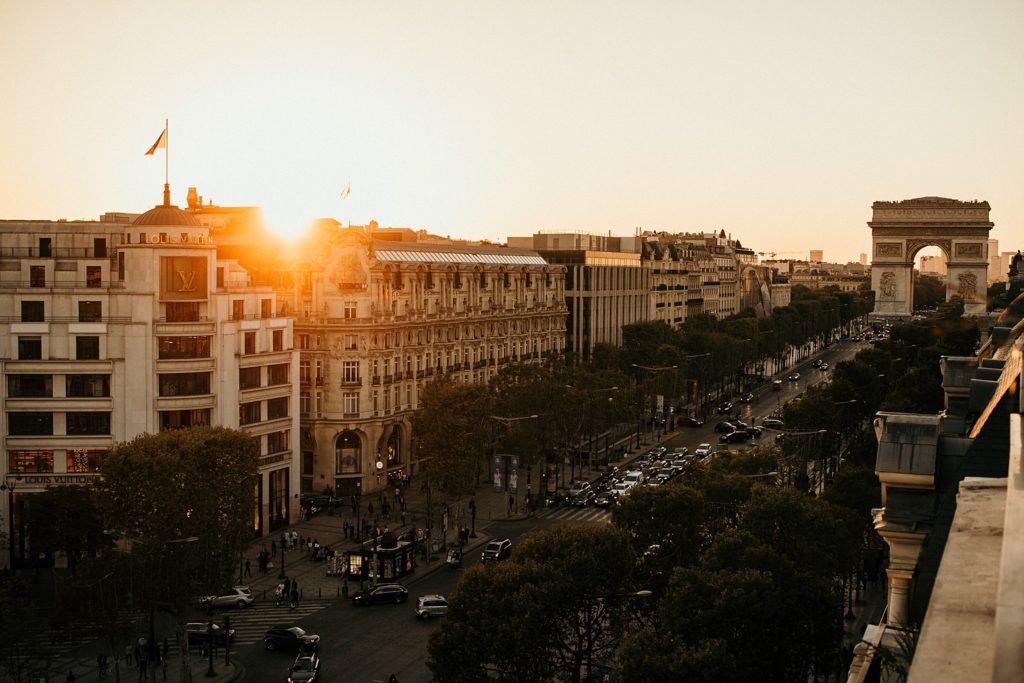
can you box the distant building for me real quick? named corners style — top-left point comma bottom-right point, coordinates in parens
top-left (860, 253), bottom-right (868, 266)
top-left (809, 249), bottom-right (824, 263)
top-left (919, 253), bottom-right (947, 276)
top-left (761, 258), bottom-right (869, 293)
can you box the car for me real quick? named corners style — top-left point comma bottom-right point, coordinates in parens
top-left (567, 481), bottom-right (592, 498)
top-left (746, 426), bottom-right (764, 438)
top-left (200, 586), bottom-right (253, 610)
top-left (762, 418), bottom-right (785, 430)
top-left (715, 421), bottom-right (737, 433)
top-left (787, 373), bottom-right (800, 382)
top-left (738, 393), bottom-right (755, 403)
top-left (287, 653), bottom-right (321, 683)
top-left (621, 471), bottom-right (646, 487)
top-left (593, 490), bottom-right (617, 507)
top-left (716, 402), bottom-right (734, 414)
top-left (811, 359), bottom-right (823, 368)
top-left (481, 538), bottom-right (513, 563)
top-left (571, 489), bottom-right (596, 507)
top-left (720, 430), bottom-right (751, 444)
top-left (186, 622), bottom-right (235, 647)
top-left (263, 626), bottom-right (321, 652)
top-left (695, 443), bottom-right (713, 457)
top-left (414, 594), bottom-right (449, 619)
top-left (650, 446), bottom-right (667, 457)
top-left (611, 481), bottom-right (633, 497)
top-left (819, 362), bottom-right (829, 371)
top-left (730, 419), bottom-right (749, 431)
top-left (352, 583), bottom-right (410, 606)
top-left (670, 446), bottom-right (689, 456)
top-left (677, 416), bottom-right (704, 428)
top-left (772, 380), bottom-right (783, 391)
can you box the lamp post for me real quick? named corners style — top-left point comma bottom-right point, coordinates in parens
top-left (0, 473), bottom-right (22, 572)
top-left (631, 365), bottom-right (677, 443)
top-left (488, 414), bottom-right (540, 503)
top-left (150, 536), bottom-right (198, 671)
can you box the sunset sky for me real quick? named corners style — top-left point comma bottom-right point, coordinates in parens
top-left (1, 1), bottom-right (1020, 263)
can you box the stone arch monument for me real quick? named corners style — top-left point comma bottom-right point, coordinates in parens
top-left (869, 197), bottom-right (992, 318)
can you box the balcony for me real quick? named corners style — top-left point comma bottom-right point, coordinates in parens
top-left (0, 247), bottom-right (113, 259)
top-left (0, 280), bottom-right (126, 290)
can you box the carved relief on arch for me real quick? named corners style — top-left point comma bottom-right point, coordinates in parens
top-left (906, 239), bottom-right (951, 261)
top-left (875, 242), bottom-right (903, 257)
top-left (879, 271), bottom-right (898, 298)
top-left (955, 242), bottom-right (983, 258)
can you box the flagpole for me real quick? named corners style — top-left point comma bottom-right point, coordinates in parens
top-left (165, 118), bottom-right (169, 188)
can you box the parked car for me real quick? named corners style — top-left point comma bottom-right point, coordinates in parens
top-left (787, 373), bottom-right (801, 382)
top-left (677, 416), bottom-right (704, 427)
top-left (287, 653), bottom-right (321, 683)
top-left (762, 418), bottom-right (785, 430)
top-left (414, 594), bottom-right (450, 619)
top-left (186, 622), bottom-right (235, 647)
top-left (481, 538), bottom-right (513, 563)
top-left (263, 626), bottom-right (321, 652)
top-left (352, 583), bottom-right (409, 606)
top-left (199, 586), bottom-right (253, 610)
top-left (720, 430), bottom-right (752, 444)
top-left (695, 443), bottom-right (713, 457)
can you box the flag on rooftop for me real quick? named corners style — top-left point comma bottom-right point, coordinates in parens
top-left (145, 127), bottom-right (167, 156)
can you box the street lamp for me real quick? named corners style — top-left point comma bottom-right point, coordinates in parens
top-left (0, 473), bottom-right (22, 572)
top-left (632, 365), bottom-right (677, 443)
top-left (489, 414), bottom-right (540, 506)
top-left (151, 536), bottom-right (198, 668)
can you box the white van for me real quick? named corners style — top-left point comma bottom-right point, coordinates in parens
top-left (622, 470), bottom-right (646, 488)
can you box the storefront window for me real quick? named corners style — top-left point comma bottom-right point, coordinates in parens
top-left (335, 432), bottom-right (361, 473)
top-left (67, 449), bottom-right (108, 473)
top-left (10, 450), bottom-right (54, 473)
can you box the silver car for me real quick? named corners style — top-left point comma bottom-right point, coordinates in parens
top-left (414, 594), bottom-right (449, 619)
top-left (200, 585), bottom-right (253, 609)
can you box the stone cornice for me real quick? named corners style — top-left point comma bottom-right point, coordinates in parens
top-left (869, 225), bottom-right (993, 235)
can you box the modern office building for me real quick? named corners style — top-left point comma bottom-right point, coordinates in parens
top-left (0, 186), bottom-right (300, 568)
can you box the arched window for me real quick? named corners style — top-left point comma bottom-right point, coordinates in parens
top-left (335, 431), bottom-right (361, 474)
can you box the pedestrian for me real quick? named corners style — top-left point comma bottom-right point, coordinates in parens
top-left (66, 670), bottom-right (76, 682)
top-left (125, 643), bottom-right (133, 666)
top-left (290, 584), bottom-right (299, 609)
top-left (244, 559), bottom-right (252, 577)
top-left (368, 501), bottom-right (374, 516)
top-left (401, 511), bottom-right (406, 526)
top-left (342, 581), bottom-right (349, 598)
top-left (275, 581), bottom-right (285, 606)
top-left (137, 654), bottom-right (148, 681)
top-left (283, 577), bottom-right (292, 597)
top-left (299, 534), bottom-right (305, 551)
top-left (98, 653), bottom-right (108, 677)
top-left (271, 539), bottom-right (277, 556)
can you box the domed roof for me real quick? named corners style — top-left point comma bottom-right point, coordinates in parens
top-left (131, 184), bottom-right (201, 227)
top-left (132, 204), bottom-right (200, 227)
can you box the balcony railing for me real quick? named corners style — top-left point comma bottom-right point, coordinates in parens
top-left (0, 315), bottom-right (132, 324)
top-left (0, 280), bottom-right (126, 289)
top-left (0, 247), bottom-right (113, 258)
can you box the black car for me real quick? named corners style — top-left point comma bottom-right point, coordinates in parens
top-left (787, 373), bottom-right (800, 382)
top-left (481, 538), bottom-right (513, 563)
top-left (186, 622), bottom-right (234, 647)
top-left (352, 583), bottom-right (409, 606)
top-left (716, 402), bottom-right (734, 414)
top-left (593, 491), bottom-right (617, 508)
top-left (738, 393), bottom-right (754, 403)
top-left (719, 430), bottom-right (752, 444)
top-left (571, 489), bottom-right (595, 507)
top-left (762, 418), bottom-right (785, 430)
top-left (715, 421), bottom-right (737, 433)
top-left (746, 426), bottom-right (764, 438)
top-left (677, 416), bottom-right (704, 428)
top-left (263, 626), bottom-right (321, 652)
top-left (287, 653), bottom-right (321, 683)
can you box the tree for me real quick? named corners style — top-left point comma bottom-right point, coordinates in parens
top-left (21, 485), bottom-right (111, 575)
top-left (95, 427), bottom-right (259, 597)
top-left (613, 485), bottom-right (706, 576)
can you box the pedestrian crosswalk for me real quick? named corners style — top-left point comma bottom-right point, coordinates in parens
top-left (535, 506), bottom-right (612, 524)
top-left (215, 598), bottom-right (335, 649)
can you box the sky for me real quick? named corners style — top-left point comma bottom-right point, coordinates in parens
top-left (1, 1), bottom-right (1021, 263)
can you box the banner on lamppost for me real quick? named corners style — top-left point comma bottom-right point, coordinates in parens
top-left (492, 455), bottom-right (504, 492)
top-left (656, 395), bottom-right (664, 414)
top-left (509, 456), bottom-right (519, 493)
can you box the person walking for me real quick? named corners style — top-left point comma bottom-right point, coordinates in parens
top-left (290, 583), bottom-right (299, 609)
top-left (244, 558), bottom-right (252, 577)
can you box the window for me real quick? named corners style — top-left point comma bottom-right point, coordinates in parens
top-left (315, 360), bottom-right (323, 385)
top-left (267, 430), bottom-right (289, 454)
top-left (268, 363), bottom-right (289, 386)
top-left (78, 301), bottom-right (102, 322)
top-left (239, 402), bottom-right (261, 425)
top-left (38, 238), bottom-right (52, 257)
top-left (335, 432), bottom-right (361, 473)
top-left (86, 266), bottom-right (102, 287)
top-left (300, 392), bottom-right (311, 415)
top-left (342, 361), bottom-right (359, 384)
top-left (503, 272), bottom-right (510, 288)
top-left (343, 392), bottom-right (359, 415)
top-left (424, 271), bottom-right (434, 290)
top-left (20, 301), bottom-right (44, 322)
top-left (261, 299), bottom-right (272, 319)
top-left (18, 337), bottom-right (42, 360)
top-left (239, 366), bottom-right (261, 390)
top-left (244, 332), bottom-right (256, 354)
top-left (272, 330), bottom-right (283, 352)
top-left (67, 448), bottom-right (108, 473)
top-left (302, 451), bottom-right (314, 476)
top-left (7, 375), bottom-right (52, 398)
top-left (344, 334), bottom-right (358, 350)
top-left (30, 265), bottom-right (45, 287)
top-left (298, 334), bottom-right (309, 350)
top-left (158, 372), bottom-right (209, 397)
top-left (76, 336), bottom-right (100, 360)
top-left (480, 272), bottom-right (488, 289)
top-left (267, 397), bottom-right (289, 420)
top-left (66, 412), bottom-right (111, 435)
top-left (454, 271), bottom-right (462, 289)
top-left (232, 300), bottom-right (244, 320)
top-left (216, 267), bottom-right (224, 289)
top-left (158, 336), bottom-right (210, 359)
top-left (344, 301), bottom-right (357, 319)
top-left (66, 374), bottom-right (110, 397)
top-left (299, 360), bottom-right (311, 384)
top-left (9, 449), bottom-right (54, 473)
top-left (165, 301), bottom-right (199, 322)
top-left (159, 408), bottom-right (210, 431)
top-left (8, 412), bottom-right (53, 435)
top-left (93, 238), bottom-right (107, 258)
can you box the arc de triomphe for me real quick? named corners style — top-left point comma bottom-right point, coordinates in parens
top-left (869, 197), bottom-right (992, 318)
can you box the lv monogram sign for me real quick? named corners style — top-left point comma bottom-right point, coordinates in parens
top-left (160, 256), bottom-right (208, 300)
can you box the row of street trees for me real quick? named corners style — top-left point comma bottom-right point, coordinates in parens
top-left (0, 427), bottom-right (259, 683)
